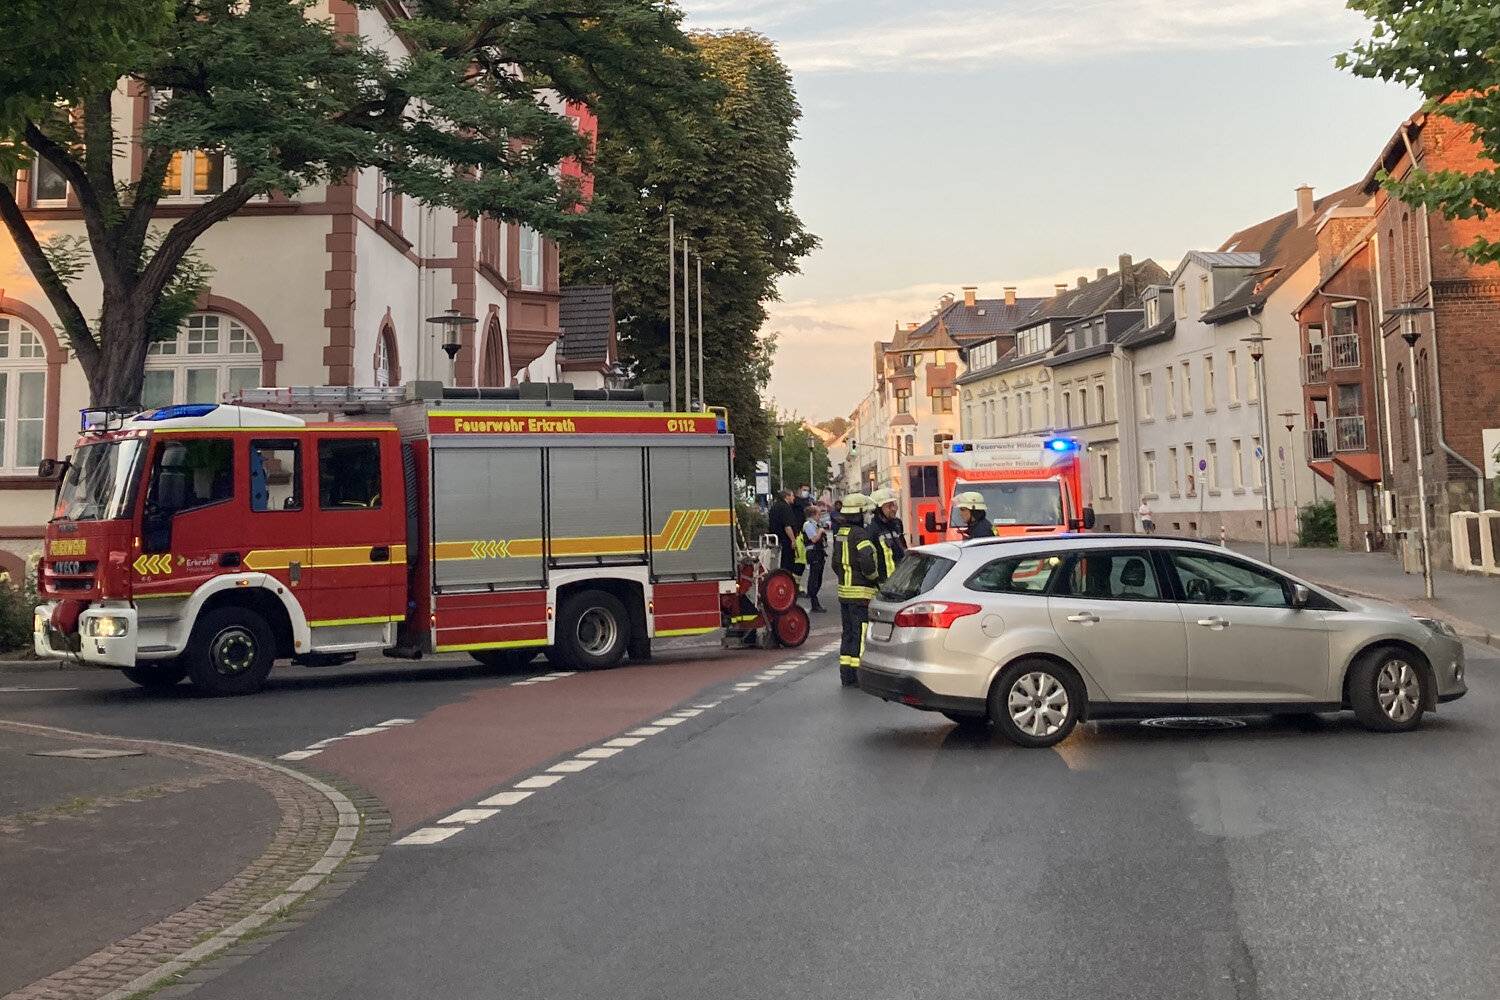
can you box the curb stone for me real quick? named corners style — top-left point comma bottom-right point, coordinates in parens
top-left (0, 722), bottom-right (378, 1000)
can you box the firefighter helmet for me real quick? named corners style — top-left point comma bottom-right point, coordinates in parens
top-left (869, 487), bottom-right (898, 509)
top-left (839, 493), bottom-right (871, 515)
top-left (955, 490), bottom-right (987, 512)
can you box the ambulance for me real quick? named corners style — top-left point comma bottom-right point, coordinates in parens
top-left (32, 383), bottom-right (753, 694)
top-left (901, 436), bottom-right (1095, 545)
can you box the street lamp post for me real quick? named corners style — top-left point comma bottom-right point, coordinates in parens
top-left (1390, 303), bottom-right (1437, 599)
top-left (807, 439), bottom-right (815, 496)
top-left (776, 424), bottom-right (785, 493)
top-left (1242, 331), bottom-right (1276, 564)
top-left (426, 308), bottom-right (479, 387)
top-left (1279, 409), bottom-right (1299, 556)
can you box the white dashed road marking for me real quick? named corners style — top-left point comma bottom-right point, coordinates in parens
top-left (548, 759), bottom-right (597, 773)
top-left (276, 717), bottom-right (414, 761)
top-left (392, 826), bottom-right (464, 846)
top-left (515, 774), bottom-right (566, 789)
top-left (576, 747), bottom-right (622, 759)
top-left (603, 737), bottom-right (645, 748)
top-left (478, 790), bottom-right (534, 806)
top-left (439, 808), bottom-right (500, 825)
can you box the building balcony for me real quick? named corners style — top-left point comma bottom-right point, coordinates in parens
top-left (1307, 426), bottom-right (1331, 462)
top-left (1329, 333), bottom-right (1361, 370)
top-left (1334, 415), bottom-right (1367, 452)
top-left (1301, 352), bottom-right (1326, 385)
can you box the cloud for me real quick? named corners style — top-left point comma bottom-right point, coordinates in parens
top-left (765, 269), bottom-right (1092, 419)
top-left (683, 0), bottom-right (1366, 73)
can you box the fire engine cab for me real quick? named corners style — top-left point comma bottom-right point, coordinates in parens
top-left (33, 383), bottom-right (740, 695)
top-left (902, 436), bottom-right (1095, 545)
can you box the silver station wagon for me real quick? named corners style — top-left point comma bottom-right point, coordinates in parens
top-left (857, 535), bottom-right (1467, 747)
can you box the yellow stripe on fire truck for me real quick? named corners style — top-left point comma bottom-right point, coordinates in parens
top-left (433, 507), bottom-right (731, 562)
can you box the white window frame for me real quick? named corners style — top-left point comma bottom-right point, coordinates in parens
top-left (1203, 354), bottom-right (1215, 410)
top-left (1181, 361), bottom-right (1193, 415)
top-left (1184, 443), bottom-right (1196, 497)
top-left (1138, 372), bottom-right (1153, 420)
top-left (1166, 366), bottom-right (1176, 416)
top-left (1097, 451), bottom-right (1112, 499)
top-left (1227, 350), bottom-right (1240, 404)
top-left (1168, 446), bottom-right (1180, 496)
top-left (30, 153), bottom-right (69, 207)
top-left (1093, 383), bottom-right (1106, 424)
top-left (519, 225), bottom-right (543, 290)
top-left (1252, 435), bottom-right (1264, 486)
top-left (1206, 440), bottom-right (1219, 490)
top-left (143, 313), bottom-right (262, 408)
top-left (0, 318), bottom-right (48, 473)
top-left (1232, 439), bottom-right (1244, 488)
top-left (1141, 450), bottom-right (1156, 496)
top-left (1199, 273), bottom-right (1212, 313)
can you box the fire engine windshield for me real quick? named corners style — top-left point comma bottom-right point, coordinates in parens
top-left (53, 440), bottom-right (144, 522)
top-left (953, 481), bottom-right (1064, 527)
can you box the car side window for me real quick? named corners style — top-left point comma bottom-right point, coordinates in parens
top-left (1061, 550), bottom-right (1164, 601)
top-left (1169, 551), bottom-right (1289, 608)
top-left (966, 554), bottom-right (1064, 595)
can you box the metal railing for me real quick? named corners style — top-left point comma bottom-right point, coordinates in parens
top-left (1301, 351), bottom-right (1327, 385)
top-left (1329, 333), bottom-right (1361, 370)
top-left (1334, 415), bottom-right (1367, 452)
top-left (1307, 426), bottom-right (1331, 461)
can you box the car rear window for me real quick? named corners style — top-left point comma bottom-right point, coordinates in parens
top-left (879, 553), bottom-right (955, 602)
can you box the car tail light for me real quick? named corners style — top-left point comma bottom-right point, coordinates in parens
top-left (893, 601), bottom-right (982, 629)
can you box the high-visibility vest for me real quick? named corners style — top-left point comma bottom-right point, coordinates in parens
top-left (832, 525), bottom-right (878, 601)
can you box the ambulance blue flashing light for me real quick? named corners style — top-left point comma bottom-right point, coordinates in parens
top-left (1045, 437), bottom-right (1079, 452)
top-left (950, 442), bottom-right (968, 453)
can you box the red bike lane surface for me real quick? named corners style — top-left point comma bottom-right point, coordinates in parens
top-left (310, 644), bottom-right (811, 831)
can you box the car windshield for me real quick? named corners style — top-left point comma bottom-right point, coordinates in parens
top-left (879, 552), bottom-right (955, 601)
top-left (952, 481), bottom-right (1064, 527)
top-left (53, 439), bottom-right (144, 522)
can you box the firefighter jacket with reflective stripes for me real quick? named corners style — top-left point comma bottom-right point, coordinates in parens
top-left (870, 513), bottom-right (906, 580)
top-left (965, 513), bottom-right (995, 538)
top-left (833, 524), bottom-right (880, 601)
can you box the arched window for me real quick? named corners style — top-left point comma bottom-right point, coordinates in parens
top-left (1395, 362), bottom-right (1409, 461)
top-left (374, 332), bottom-right (391, 388)
top-left (0, 316), bottom-right (47, 472)
top-left (1416, 348), bottom-right (1435, 454)
top-left (143, 313), bottom-right (261, 408)
top-left (904, 434), bottom-right (914, 456)
top-left (479, 317), bottom-right (506, 387)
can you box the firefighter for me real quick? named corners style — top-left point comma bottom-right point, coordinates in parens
top-left (955, 491), bottom-right (994, 539)
top-left (832, 493), bottom-right (880, 687)
top-left (868, 487), bottom-right (907, 580)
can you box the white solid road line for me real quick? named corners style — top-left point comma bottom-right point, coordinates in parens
top-left (392, 827), bottom-right (464, 846)
top-left (439, 808), bottom-right (500, 825)
top-left (378, 718), bottom-right (415, 726)
top-left (478, 790), bottom-right (534, 806)
top-left (0, 686), bottom-right (80, 693)
top-left (277, 750), bottom-right (321, 761)
top-left (343, 726), bottom-right (387, 737)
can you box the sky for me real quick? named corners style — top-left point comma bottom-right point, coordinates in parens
top-left (676, 0), bottom-right (1419, 423)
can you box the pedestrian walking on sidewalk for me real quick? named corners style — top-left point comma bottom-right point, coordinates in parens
top-left (803, 502), bottom-right (829, 613)
top-left (1138, 500), bottom-right (1155, 534)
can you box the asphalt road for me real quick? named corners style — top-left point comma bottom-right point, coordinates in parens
top-left (6, 639), bottom-right (1500, 1000)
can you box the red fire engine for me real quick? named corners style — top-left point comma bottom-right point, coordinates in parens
top-left (33, 384), bottom-right (807, 695)
top-left (901, 436), bottom-right (1095, 546)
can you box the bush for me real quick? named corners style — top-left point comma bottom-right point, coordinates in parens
top-left (735, 501), bottom-right (769, 544)
top-left (1298, 500), bottom-right (1338, 548)
top-left (0, 565), bottom-right (39, 655)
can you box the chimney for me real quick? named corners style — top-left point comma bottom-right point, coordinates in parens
top-left (1003, 286), bottom-right (1017, 306)
top-left (1118, 253), bottom-right (1137, 304)
top-left (962, 286), bottom-right (977, 308)
top-left (905, 322), bottom-right (919, 331)
top-left (1053, 283), bottom-right (1068, 296)
top-left (1096, 267), bottom-right (1108, 280)
top-left (1077, 275), bottom-right (1088, 288)
top-left (1296, 184), bottom-right (1315, 226)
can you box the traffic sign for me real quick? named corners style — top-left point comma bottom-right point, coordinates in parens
top-left (1197, 459), bottom-right (1207, 472)
top-left (1254, 445), bottom-right (1264, 461)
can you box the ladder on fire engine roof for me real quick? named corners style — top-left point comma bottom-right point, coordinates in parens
top-left (224, 381), bottom-right (671, 415)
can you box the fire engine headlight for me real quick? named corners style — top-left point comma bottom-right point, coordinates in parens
top-left (33, 611), bottom-right (46, 635)
top-left (86, 616), bottom-right (129, 638)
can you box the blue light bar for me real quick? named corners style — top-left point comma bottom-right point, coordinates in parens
top-left (950, 442), bottom-right (968, 453)
top-left (1045, 437), bottom-right (1078, 452)
top-left (141, 403), bottom-right (218, 421)
top-left (716, 418), bottom-right (728, 433)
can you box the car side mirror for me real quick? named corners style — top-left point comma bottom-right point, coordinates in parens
top-left (1290, 583), bottom-right (1310, 610)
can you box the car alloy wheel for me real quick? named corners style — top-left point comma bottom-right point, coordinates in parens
top-left (1376, 659), bottom-right (1421, 723)
top-left (1008, 670), bottom-right (1069, 738)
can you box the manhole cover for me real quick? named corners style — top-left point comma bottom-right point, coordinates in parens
top-left (30, 748), bottom-right (145, 759)
top-left (1140, 716), bottom-right (1247, 731)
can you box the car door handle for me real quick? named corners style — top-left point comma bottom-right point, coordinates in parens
top-left (1196, 617), bottom-right (1229, 629)
top-left (1066, 612), bottom-right (1100, 624)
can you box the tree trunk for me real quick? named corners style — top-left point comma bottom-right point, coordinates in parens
top-left (86, 305), bottom-right (153, 409)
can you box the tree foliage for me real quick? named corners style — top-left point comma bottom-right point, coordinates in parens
top-left (768, 416), bottom-right (831, 496)
top-left (561, 30), bottom-right (818, 480)
top-left (1341, 1), bottom-right (1500, 263)
top-left (0, 0), bottom-right (708, 406)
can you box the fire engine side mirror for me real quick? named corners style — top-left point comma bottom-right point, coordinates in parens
top-left (924, 510), bottom-right (943, 534)
top-left (37, 458), bottom-right (60, 479)
top-left (1082, 507), bottom-right (1096, 530)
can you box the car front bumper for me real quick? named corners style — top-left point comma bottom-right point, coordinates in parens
top-left (856, 662), bottom-right (988, 716)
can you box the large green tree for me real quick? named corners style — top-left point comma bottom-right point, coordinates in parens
top-left (768, 416), bottom-right (830, 497)
top-left (561, 30), bottom-right (817, 480)
top-left (0, 0), bottom-right (706, 407)
top-left (1341, 1), bottom-right (1500, 263)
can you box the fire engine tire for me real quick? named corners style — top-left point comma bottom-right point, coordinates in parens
top-left (554, 590), bottom-right (629, 671)
top-left (628, 633), bottom-right (652, 662)
top-left (470, 649), bottom-right (540, 673)
top-left (761, 570), bottom-right (798, 615)
top-left (122, 659), bottom-right (188, 690)
top-left (184, 607), bottom-right (276, 696)
top-left (771, 605), bottom-right (810, 648)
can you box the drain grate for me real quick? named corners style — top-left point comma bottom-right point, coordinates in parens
top-left (1140, 716), bottom-right (1247, 731)
top-left (30, 748), bottom-right (146, 759)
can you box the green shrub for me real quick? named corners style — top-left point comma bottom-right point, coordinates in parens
top-left (1298, 500), bottom-right (1338, 548)
top-left (735, 501), bottom-right (769, 545)
top-left (0, 563), bottom-right (39, 655)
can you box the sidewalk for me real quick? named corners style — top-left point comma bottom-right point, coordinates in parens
top-left (1229, 542), bottom-right (1500, 646)
top-left (0, 722), bottom-right (364, 1000)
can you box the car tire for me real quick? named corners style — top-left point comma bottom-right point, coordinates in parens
top-left (122, 658), bottom-right (188, 690)
top-left (1349, 645), bottom-right (1427, 732)
top-left (941, 710), bottom-right (990, 730)
top-left (989, 658), bottom-right (1083, 748)
top-left (553, 590), bottom-right (630, 671)
top-left (184, 607), bottom-right (276, 696)
top-left (839, 665), bottom-right (858, 687)
top-left (471, 649), bottom-right (539, 673)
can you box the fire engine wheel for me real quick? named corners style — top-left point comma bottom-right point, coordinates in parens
top-left (761, 570), bottom-right (798, 615)
top-left (771, 605), bottom-right (810, 648)
top-left (122, 658), bottom-right (188, 690)
top-left (470, 649), bottom-right (541, 673)
top-left (185, 607), bottom-right (276, 696)
top-left (554, 590), bottom-right (629, 671)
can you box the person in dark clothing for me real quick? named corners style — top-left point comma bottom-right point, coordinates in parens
top-left (831, 494), bottom-right (880, 687)
top-left (768, 488), bottom-right (799, 572)
top-left (802, 502), bottom-right (829, 613)
top-left (793, 484), bottom-right (812, 524)
top-left (956, 491), bottom-right (994, 538)
top-left (867, 487), bottom-right (907, 579)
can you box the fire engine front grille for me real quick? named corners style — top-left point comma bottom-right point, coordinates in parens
top-left (43, 560), bottom-right (99, 595)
